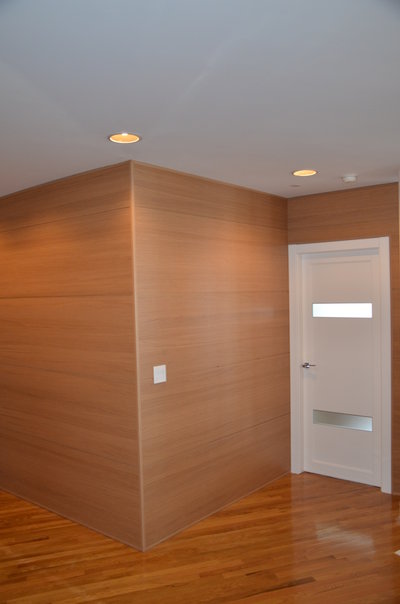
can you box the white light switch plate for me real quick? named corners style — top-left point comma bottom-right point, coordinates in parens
top-left (153, 364), bottom-right (167, 384)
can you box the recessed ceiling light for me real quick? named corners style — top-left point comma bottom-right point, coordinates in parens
top-left (108, 132), bottom-right (141, 144)
top-left (292, 169), bottom-right (318, 177)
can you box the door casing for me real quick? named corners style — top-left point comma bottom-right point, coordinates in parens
top-left (289, 237), bottom-right (391, 493)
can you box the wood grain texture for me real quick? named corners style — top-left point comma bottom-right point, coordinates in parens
top-left (0, 162), bottom-right (142, 549)
top-left (0, 297), bottom-right (136, 458)
top-left (1, 473), bottom-right (399, 603)
top-left (287, 183), bottom-right (400, 493)
top-left (132, 162), bottom-right (290, 549)
top-left (143, 416), bottom-right (290, 547)
top-left (0, 161), bottom-right (132, 232)
top-left (131, 161), bottom-right (286, 228)
top-left (0, 427), bottom-right (139, 547)
top-left (0, 207), bottom-right (133, 297)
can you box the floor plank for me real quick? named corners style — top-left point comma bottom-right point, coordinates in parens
top-left (1, 473), bottom-right (400, 603)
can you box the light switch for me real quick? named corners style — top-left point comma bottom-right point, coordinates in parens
top-left (153, 364), bottom-right (167, 384)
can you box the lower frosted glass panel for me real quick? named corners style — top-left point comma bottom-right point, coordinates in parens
top-left (313, 409), bottom-right (372, 432)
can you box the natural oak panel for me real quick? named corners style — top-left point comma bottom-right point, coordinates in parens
top-left (0, 162), bottom-right (132, 232)
top-left (288, 182), bottom-right (400, 493)
top-left (137, 290), bottom-right (289, 377)
top-left (0, 162), bottom-right (142, 549)
top-left (0, 207), bottom-right (133, 298)
top-left (133, 161), bottom-right (287, 229)
top-left (135, 209), bottom-right (288, 294)
top-left (143, 415), bottom-right (290, 549)
top-left (141, 354), bottom-right (290, 454)
top-left (0, 296), bottom-right (136, 380)
top-left (287, 183), bottom-right (398, 237)
top-left (138, 303), bottom-right (289, 369)
top-left (0, 296), bottom-right (138, 483)
top-left (0, 426), bottom-right (140, 547)
top-left (0, 364), bottom-right (136, 463)
top-left (132, 161), bottom-right (289, 548)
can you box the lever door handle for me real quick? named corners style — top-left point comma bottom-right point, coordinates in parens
top-left (302, 362), bottom-right (316, 369)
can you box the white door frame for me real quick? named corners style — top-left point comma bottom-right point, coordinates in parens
top-left (289, 237), bottom-right (392, 493)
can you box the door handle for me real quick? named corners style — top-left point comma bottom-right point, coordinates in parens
top-left (302, 362), bottom-right (316, 369)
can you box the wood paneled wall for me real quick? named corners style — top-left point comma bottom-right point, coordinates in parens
top-left (287, 183), bottom-right (400, 493)
top-left (0, 163), bottom-right (143, 549)
top-left (0, 160), bottom-right (290, 551)
top-left (132, 163), bottom-right (290, 549)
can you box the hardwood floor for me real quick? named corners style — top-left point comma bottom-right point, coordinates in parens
top-left (1, 473), bottom-right (400, 603)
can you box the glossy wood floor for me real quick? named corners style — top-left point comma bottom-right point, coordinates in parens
top-left (1, 473), bottom-right (400, 603)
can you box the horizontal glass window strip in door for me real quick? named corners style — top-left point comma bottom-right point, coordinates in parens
top-left (313, 410), bottom-right (372, 432)
top-left (312, 303), bottom-right (373, 318)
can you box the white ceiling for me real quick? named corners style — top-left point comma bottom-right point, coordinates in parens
top-left (1, 0), bottom-right (400, 198)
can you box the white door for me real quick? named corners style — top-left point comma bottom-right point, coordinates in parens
top-left (289, 238), bottom-right (391, 492)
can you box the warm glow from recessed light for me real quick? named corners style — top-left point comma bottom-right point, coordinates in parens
top-left (108, 132), bottom-right (141, 144)
top-left (292, 169), bottom-right (318, 177)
